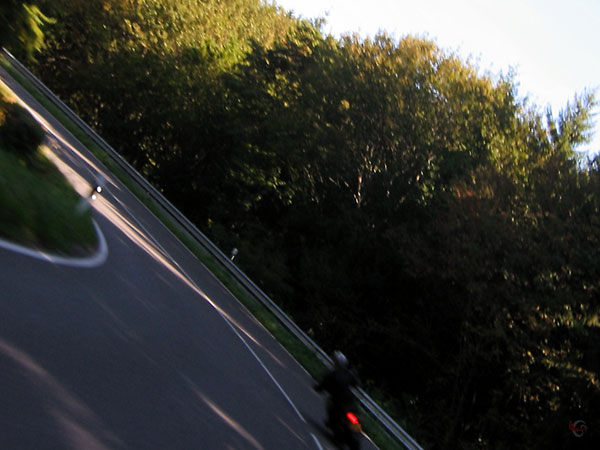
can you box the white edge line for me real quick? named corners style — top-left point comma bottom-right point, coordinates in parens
top-left (311, 433), bottom-right (324, 450)
top-left (0, 220), bottom-right (108, 268)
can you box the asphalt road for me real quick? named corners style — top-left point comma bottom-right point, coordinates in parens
top-left (0, 68), bottom-right (378, 449)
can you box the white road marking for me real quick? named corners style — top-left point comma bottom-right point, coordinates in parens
top-left (311, 433), bottom-right (324, 450)
top-left (0, 220), bottom-right (108, 268)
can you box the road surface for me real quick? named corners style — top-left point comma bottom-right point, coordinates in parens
top-left (0, 67), bottom-right (378, 449)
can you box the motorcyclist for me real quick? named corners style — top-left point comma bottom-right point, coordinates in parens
top-left (315, 351), bottom-right (360, 429)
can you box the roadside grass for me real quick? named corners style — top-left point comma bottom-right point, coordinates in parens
top-left (1, 55), bottom-right (408, 450)
top-left (0, 85), bottom-right (97, 255)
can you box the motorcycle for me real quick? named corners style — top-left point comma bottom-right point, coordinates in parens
top-left (326, 406), bottom-right (362, 450)
top-left (315, 352), bottom-right (362, 449)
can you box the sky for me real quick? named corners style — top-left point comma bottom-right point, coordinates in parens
top-left (274, 0), bottom-right (600, 156)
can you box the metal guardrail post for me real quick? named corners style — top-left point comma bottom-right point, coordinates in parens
top-left (1, 47), bottom-right (423, 450)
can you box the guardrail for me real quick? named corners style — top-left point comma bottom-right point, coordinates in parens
top-left (1, 47), bottom-right (423, 450)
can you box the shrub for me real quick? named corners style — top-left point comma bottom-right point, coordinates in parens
top-left (0, 101), bottom-right (45, 159)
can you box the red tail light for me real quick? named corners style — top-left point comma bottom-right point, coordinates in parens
top-left (346, 412), bottom-right (359, 425)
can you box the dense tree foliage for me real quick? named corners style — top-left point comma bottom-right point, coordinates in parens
top-left (23, 1), bottom-right (600, 448)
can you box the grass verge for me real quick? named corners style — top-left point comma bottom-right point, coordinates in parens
top-left (0, 84), bottom-right (97, 255)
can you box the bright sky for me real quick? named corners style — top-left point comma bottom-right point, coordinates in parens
top-left (274, 0), bottom-right (600, 156)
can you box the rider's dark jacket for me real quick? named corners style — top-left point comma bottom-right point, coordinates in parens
top-left (315, 366), bottom-right (360, 408)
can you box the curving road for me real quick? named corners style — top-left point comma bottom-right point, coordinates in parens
top-left (0, 68), bottom-right (378, 449)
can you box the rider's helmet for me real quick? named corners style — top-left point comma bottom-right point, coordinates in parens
top-left (333, 350), bottom-right (348, 368)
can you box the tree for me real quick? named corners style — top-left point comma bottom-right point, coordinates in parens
top-left (0, 1), bottom-right (54, 58)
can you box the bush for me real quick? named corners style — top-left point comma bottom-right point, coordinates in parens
top-left (0, 100), bottom-right (45, 159)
